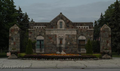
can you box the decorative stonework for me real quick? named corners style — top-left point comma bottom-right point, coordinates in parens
top-left (9, 24), bottom-right (20, 52)
top-left (100, 24), bottom-right (111, 58)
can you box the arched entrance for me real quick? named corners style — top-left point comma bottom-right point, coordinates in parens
top-left (78, 36), bottom-right (86, 53)
top-left (36, 36), bottom-right (44, 53)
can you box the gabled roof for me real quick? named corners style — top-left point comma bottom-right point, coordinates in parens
top-left (50, 12), bottom-right (72, 23)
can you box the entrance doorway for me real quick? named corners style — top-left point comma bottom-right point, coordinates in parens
top-left (78, 40), bottom-right (85, 52)
top-left (36, 40), bottom-right (44, 52)
top-left (78, 36), bottom-right (86, 53)
top-left (36, 36), bottom-right (44, 53)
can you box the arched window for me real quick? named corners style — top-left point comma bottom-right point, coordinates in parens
top-left (60, 21), bottom-right (62, 28)
top-left (57, 20), bottom-right (65, 29)
top-left (36, 36), bottom-right (44, 53)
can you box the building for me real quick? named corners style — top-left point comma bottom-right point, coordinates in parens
top-left (28, 13), bottom-right (94, 54)
top-left (9, 13), bottom-right (111, 57)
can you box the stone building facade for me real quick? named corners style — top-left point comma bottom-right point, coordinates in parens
top-left (9, 13), bottom-right (111, 55)
top-left (28, 13), bottom-right (94, 54)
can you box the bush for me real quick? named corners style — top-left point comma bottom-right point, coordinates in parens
top-left (18, 53), bottom-right (26, 58)
top-left (81, 54), bottom-right (102, 58)
top-left (0, 53), bottom-right (7, 58)
top-left (26, 39), bottom-right (33, 54)
top-left (93, 54), bottom-right (102, 58)
top-left (91, 40), bottom-right (100, 53)
top-left (85, 39), bottom-right (93, 54)
top-left (112, 52), bottom-right (117, 55)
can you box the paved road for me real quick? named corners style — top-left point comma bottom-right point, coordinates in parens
top-left (0, 57), bottom-right (120, 69)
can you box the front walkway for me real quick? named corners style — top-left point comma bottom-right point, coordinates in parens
top-left (0, 57), bottom-right (120, 69)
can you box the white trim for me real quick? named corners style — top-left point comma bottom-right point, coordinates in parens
top-left (76, 26), bottom-right (89, 29)
top-left (33, 26), bottom-right (46, 29)
top-left (78, 36), bottom-right (86, 40)
top-left (36, 36), bottom-right (44, 40)
top-left (57, 19), bottom-right (65, 29)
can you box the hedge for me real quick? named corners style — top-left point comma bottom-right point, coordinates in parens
top-left (0, 53), bottom-right (7, 58)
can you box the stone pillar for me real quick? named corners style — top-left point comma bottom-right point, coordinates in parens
top-left (8, 24), bottom-right (20, 59)
top-left (100, 24), bottom-right (111, 59)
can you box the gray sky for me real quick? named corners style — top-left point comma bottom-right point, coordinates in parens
top-left (14, 0), bottom-right (116, 22)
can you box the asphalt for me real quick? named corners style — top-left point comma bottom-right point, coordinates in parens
top-left (0, 57), bottom-right (120, 69)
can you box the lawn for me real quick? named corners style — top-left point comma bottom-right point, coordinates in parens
top-left (112, 55), bottom-right (120, 57)
top-left (0, 53), bottom-right (7, 58)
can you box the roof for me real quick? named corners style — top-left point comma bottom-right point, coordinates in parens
top-left (29, 13), bottom-right (93, 26)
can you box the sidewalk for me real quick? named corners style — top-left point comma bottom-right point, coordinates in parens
top-left (0, 57), bottom-right (120, 69)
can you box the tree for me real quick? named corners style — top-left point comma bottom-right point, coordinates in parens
top-left (93, 20), bottom-right (99, 40)
top-left (94, 0), bottom-right (120, 54)
top-left (0, 0), bottom-right (18, 52)
top-left (16, 7), bottom-right (30, 52)
top-left (85, 39), bottom-right (93, 54)
top-left (26, 39), bottom-right (33, 54)
top-left (109, 0), bottom-right (120, 54)
top-left (92, 40), bottom-right (100, 53)
top-left (0, 0), bottom-right (32, 53)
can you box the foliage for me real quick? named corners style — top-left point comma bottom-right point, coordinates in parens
top-left (0, 0), bottom-right (18, 51)
top-left (26, 39), bottom-right (33, 54)
top-left (92, 54), bottom-right (102, 58)
top-left (94, 0), bottom-right (120, 54)
top-left (31, 41), bottom-right (36, 50)
top-left (0, 53), bottom-right (7, 58)
top-left (0, 0), bottom-right (33, 52)
top-left (91, 40), bottom-right (100, 53)
top-left (18, 53), bottom-right (26, 58)
top-left (85, 39), bottom-right (93, 54)
top-left (81, 54), bottom-right (102, 58)
top-left (108, 0), bottom-right (120, 54)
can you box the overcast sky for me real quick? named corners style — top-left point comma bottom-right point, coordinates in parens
top-left (14, 0), bottom-right (116, 22)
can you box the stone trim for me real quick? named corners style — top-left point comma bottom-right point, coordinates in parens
top-left (33, 26), bottom-right (46, 29)
top-left (57, 19), bottom-right (65, 29)
top-left (76, 26), bottom-right (89, 29)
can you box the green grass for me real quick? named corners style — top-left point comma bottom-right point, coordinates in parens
top-left (18, 53), bottom-right (37, 58)
top-left (81, 54), bottom-right (102, 58)
top-left (18, 53), bottom-right (26, 58)
top-left (112, 52), bottom-right (120, 57)
top-left (112, 55), bottom-right (120, 57)
top-left (0, 53), bottom-right (7, 58)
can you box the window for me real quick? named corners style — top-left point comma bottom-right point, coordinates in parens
top-left (36, 40), bottom-right (44, 52)
top-left (57, 20), bottom-right (65, 29)
top-left (60, 21), bottom-right (62, 28)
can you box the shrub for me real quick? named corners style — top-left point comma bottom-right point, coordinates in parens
top-left (81, 54), bottom-right (102, 58)
top-left (91, 40), bottom-right (100, 53)
top-left (93, 54), bottom-right (102, 58)
top-left (18, 53), bottom-right (26, 58)
top-left (0, 53), bottom-right (7, 58)
top-left (85, 39), bottom-right (93, 54)
top-left (26, 39), bottom-right (33, 54)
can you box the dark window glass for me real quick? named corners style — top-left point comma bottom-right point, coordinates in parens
top-left (60, 22), bottom-right (62, 28)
